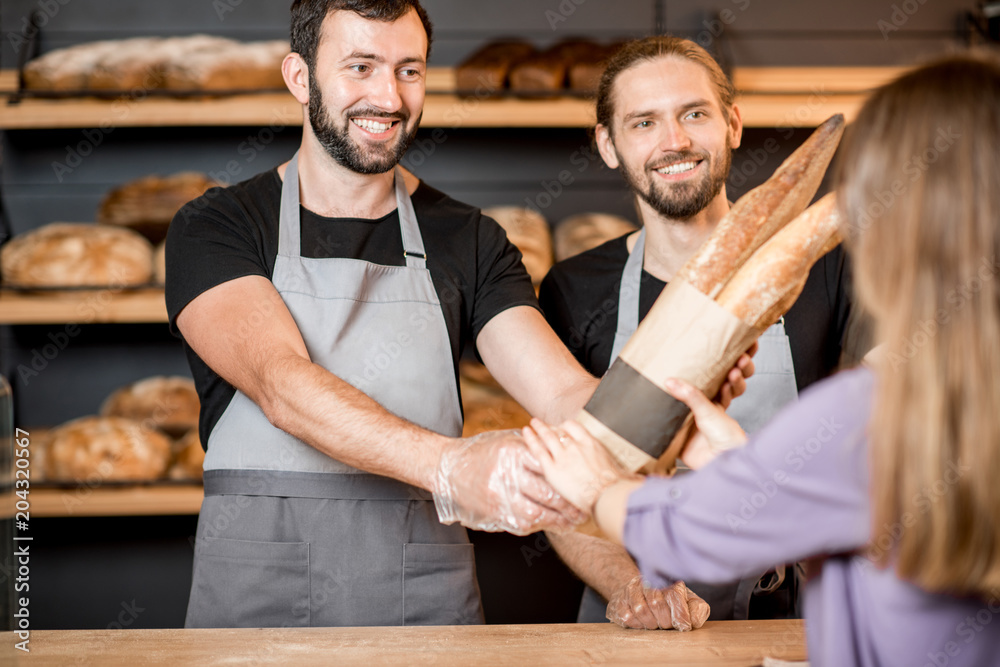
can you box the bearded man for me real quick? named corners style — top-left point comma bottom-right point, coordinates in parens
top-left (539, 36), bottom-right (862, 628)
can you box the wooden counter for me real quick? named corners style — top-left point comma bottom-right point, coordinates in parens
top-left (14, 620), bottom-right (807, 665)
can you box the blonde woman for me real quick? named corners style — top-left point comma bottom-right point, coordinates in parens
top-left (523, 52), bottom-right (1000, 666)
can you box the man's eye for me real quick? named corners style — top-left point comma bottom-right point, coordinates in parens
top-left (635, 120), bottom-right (653, 129)
top-left (351, 64), bottom-right (370, 74)
top-left (687, 111), bottom-right (706, 120)
top-left (400, 68), bottom-right (420, 78)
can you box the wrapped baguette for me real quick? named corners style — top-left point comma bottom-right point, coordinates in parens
top-left (575, 117), bottom-right (847, 474)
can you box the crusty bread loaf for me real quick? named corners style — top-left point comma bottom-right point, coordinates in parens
top-left (97, 172), bottom-right (219, 244)
top-left (456, 40), bottom-right (536, 94)
top-left (1, 223), bottom-right (153, 288)
top-left (717, 193), bottom-right (843, 330)
top-left (86, 37), bottom-right (166, 90)
top-left (510, 40), bottom-right (603, 95)
top-left (675, 114), bottom-right (846, 299)
top-left (23, 40), bottom-right (120, 90)
top-left (100, 376), bottom-right (200, 439)
top-left (42, 416), bottom-right (172, 482)
top-left (23, 35), bottom-right (284, 93)
top-left (483, 206), bottom-right (553, 285)
top-left (168, 428), bottom-right (205, 481)
top-left (554, 213), bottom-right (638, 261)
top-left (163, 39), bottom-right (287, 91)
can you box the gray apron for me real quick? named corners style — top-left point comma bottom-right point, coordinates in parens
top-left (186, 154), bottom-right (483, 628)
top-left (577, 227), bottom-right (799, 623)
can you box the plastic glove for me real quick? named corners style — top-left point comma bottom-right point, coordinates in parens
top-left (433, 429), bottom-right (586, 536)
top-left (606, 576), bottom-right (711, 631)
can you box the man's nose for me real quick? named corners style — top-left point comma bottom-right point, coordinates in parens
top-left (657, 119), bottom-right (692, 153)
top-left (369, 70), bottom-right (402, 113)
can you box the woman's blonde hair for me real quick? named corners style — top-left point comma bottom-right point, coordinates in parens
top-left (837, 51), bottom-right (1000, 596)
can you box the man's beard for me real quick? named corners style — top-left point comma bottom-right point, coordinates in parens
top-left (618, 141), bottom-right (732, 220)
top-left (308, 76), bottom-right (419, 175)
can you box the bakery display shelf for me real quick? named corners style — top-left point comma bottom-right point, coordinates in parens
top-left (0, 287), bottom-right (167, 324)
top-left (28, 482), bottom-right (203, 518)
top-left (1, 66), bottom-right (900, 130)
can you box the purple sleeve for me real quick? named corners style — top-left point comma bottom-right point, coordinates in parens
top-left (623, 368), bottom-right (875, 589)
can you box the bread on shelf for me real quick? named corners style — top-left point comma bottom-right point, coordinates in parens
top-left (0, 223), bottom-right (153, 289)
top-left (97, 172), bottom-right (219, 244)
top-left (509, 40), bottom-right (604, 96)
top-left (22, 35), bottom-right (289, 93)
top-left (455, 40), bottom-right (537, 95)
top-left (168, 428), bottom-right (205, 481)
top-left (554, 212), bottom-right (638, 261)
top-left (482, 206), bottom-right (554, 287)
top-left (41, 416), bottom-right (172, 483)
top-left (100, 376), bottom-right (200, 439)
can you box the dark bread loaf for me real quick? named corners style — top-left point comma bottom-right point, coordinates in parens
top-left (509, 40), bottom-right (603, 95)
top-left (456, 40), bottom-right (537, 94)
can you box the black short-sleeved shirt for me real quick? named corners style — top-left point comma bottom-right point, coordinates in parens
top-left (538, 233), bottom-right (857, 391)
top-left (166, 168), bottom-right (538, 445)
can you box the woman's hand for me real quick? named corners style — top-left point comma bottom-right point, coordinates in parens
top-left (522, 418), bottom-right (632, 514)
top-left (664, 377), bottom-right (748, 470)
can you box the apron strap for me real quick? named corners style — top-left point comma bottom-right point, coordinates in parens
top-left (277, 152), bottom-right (302, 258)
top-left (610, 227), bottom-right (646, 362)
top-left (395, 166), bottom-right (428, 270)
top-left (278, 157), bottom-right (428, 271)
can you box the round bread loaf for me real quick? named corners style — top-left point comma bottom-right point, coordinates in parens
top-left (0, 223), bottom-right (153, 288)
top-left (168, 429), bottom-right (205, 481)
top-left (97, 172), bottom-right (218, 244)
top-left (553, 213), bottom-right (638, 261)
top-left (43, 416), bottom-right (172, 482)
top-left (482, 206), bottom-right (553, 286)
top-left (100, 376), bottom-right (200, 438)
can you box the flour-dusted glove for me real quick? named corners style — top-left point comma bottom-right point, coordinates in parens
top-left (433, 429), bottom-right (586, 536)
top-left (606, 577), bottom-right (711, 631)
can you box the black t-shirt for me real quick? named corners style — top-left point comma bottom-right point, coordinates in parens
top-left (538, 233), bottom-right (856, 391)
top-left (165, 169), bottom-right (537, 445)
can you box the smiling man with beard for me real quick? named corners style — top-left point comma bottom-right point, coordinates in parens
top-left (163, 0), bottom-right (618, 629)
top-left (539, 36), bottom-right (863, 629)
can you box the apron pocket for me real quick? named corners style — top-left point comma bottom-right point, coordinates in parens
top-left (187, 537), bottom-right (311, 628)
top-left (402, 543), bottom-right (483, 626)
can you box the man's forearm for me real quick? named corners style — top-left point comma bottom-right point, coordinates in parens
top-left (545, 529), bottom-right (641, 601)
top-left (257, 353), bottom-right (453, 492)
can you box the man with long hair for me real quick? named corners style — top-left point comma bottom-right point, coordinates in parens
top-left (539, 37), bottom-right (862, 626)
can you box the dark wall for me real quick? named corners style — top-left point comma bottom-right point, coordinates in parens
top-left (0, 0), bottom-right (980, 630)
top-left (2, 0), bottom-right (973, 68)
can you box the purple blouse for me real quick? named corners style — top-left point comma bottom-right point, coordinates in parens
top-left (624, 367), bottom-right (999, 667)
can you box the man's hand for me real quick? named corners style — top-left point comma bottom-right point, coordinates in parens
top-left (433, 430), bottom-right (586, 535)
top-left (714, 341), bottom-right (757, 409)
top-left (606, 576), bottom-right (710, 631)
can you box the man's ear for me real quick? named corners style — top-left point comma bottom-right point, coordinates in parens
top-left (595, 124), bottom-right (620, 170)
top-left (283, 52), bottom-right (310, 106)
top-left (728, 103), bottom-right (744, 151)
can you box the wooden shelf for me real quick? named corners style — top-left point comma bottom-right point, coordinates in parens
top-left (1, 66), bottom-right (901, 129)
top-left (0, 288), bottom-right (167, 324)
top-left (29, 483), bottom-right (203, 517)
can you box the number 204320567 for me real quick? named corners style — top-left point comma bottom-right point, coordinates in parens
top-left (15, 428), bottom-right (31, 522)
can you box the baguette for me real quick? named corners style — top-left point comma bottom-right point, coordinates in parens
top-left (717, 192), bottom-right (843, 329)
top-left (675, 114), bottom-right (845, 298)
